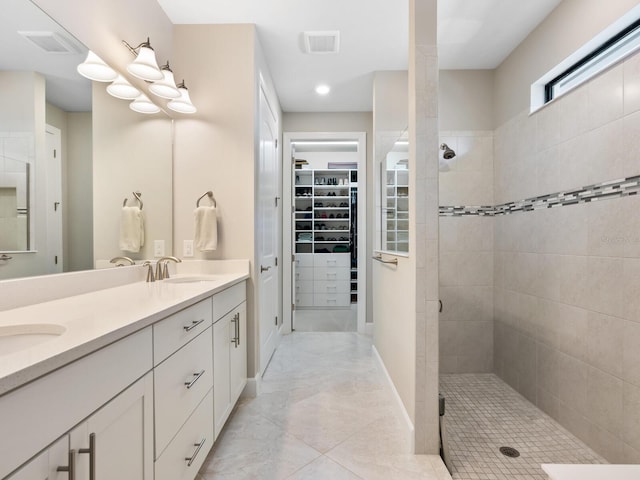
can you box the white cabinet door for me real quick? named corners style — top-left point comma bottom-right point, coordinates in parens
top-left (5, 436), bottom-right (68, 480)
top-left (213, 313), bottom-right (231, 439)
top-left (71, 373), bottom-right (153, 480)
top-left (230, 302), bottom-right (247, 406)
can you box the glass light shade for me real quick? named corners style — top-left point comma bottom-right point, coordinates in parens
top-left (77, 51), bottom-right (117, 82)
top-left (167, 87), bottom-right (197, 114)
top-left (126, 46), bottom-right (163, 81)
top-left (129, 94), bottom-right (161, 114)
top-left (106, 75), bottom-right (140, 100)
top-left (149, 69), bottom-right (180, 99)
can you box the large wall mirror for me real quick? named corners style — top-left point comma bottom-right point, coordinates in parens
top-left (0, 0), bottom-right (173, 280)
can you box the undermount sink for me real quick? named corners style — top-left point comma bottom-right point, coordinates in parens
top-left (163, 275), bottom-right (223, 284)
top-left (0, 324), bottom-right (66, 355)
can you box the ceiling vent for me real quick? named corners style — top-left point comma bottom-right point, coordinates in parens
top-left (18, 31), bottom-right (83, 54)
top-left (303, 31), bottom-right (340, 54)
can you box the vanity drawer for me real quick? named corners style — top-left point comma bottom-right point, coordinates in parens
top-left (212, 282), bottom-right (246, 321)
top-left (155, 389), bottom-right (214, 480)
top-left (313, 267), bottom-right (350, 281)
top-left (294, 254), bottom-right (313, 267)
top-left (313, 254), bottom-right (350, 268)
top-left (294, 267), bottom-right (313, 281)
top-left (154, 327), bottom-right (213, 458)
top-left (294, 280), bottom-right (314, 294)
top-left (315, 280), bottom-right (349, 294)
top-left (295, 294), bottom-right (314, 307)
top-left (154, 298), bottom-right (212, 366)
top-left (314, 294), bottom-right (350, 307)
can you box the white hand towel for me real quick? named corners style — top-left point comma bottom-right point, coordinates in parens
top-left (119, 206), bottom-right (144, 253)
top-left (194, 206), bottom-right (218, 251)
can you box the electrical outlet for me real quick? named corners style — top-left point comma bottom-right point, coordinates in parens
top-left (183, 240), bottom-right (194, 257)
top-left (153, 240), bottom-right (165, 257)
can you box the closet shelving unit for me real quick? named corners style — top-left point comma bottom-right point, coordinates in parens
top-left (384, 169), bottom-right (409, 253)
top-left (294, 168), bottom-right (358, 307)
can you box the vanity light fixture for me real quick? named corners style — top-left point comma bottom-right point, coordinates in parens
top-left (77, 51), bottom-right (118, 82)
top-left (123, 37), bottom-right (163, 82)
top-left (130, 93), bottom-right (161, 114)
top-left (106, 74), bottom-right (141, 100)
top-left (148, 62), bottom-right (181, 99)
top-left (167, 81), bottom-right (197, 114)
top-left (315, 84), bottom-right (331, 95)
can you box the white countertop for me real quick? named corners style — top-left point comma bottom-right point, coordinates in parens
top-left (0, 266), bottom-right (249, 396)
top-left (542, 464), bottom-right (640, 480)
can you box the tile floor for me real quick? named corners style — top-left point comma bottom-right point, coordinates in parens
top-left (293, 308), bottom-right (357, 332)
top-left (439, 374), bottom-right (606, 480)
top-left (197, 332), bottom-right (450, 480)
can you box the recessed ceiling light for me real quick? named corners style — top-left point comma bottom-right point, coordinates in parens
top-left (315, 84), bottom-right (330, 95)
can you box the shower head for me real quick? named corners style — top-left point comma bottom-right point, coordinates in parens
top-left (440, 143), bottom-right (456, 160)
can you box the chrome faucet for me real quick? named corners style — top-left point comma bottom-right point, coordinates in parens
top-left (155, 256), bottom-right (182, 280)
top-left (110, 256), bottom-right (135, 266)
top-left (142, 261), bottom-right (155, 282)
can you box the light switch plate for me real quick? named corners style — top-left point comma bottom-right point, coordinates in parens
top-left (183, 240), bottom-right (194, 257)
top-left (154, 240), bottom-right (165, 257)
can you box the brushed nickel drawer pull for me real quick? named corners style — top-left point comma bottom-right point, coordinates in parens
top-left (183, 319), bottom-right (205, 332)
top-left (57, 450), bottom-right (76, 479)
top-left (78, 433), bottom-right (96, 480)
top-left (185, 438), bottom-right (206, 467)
top-left (185, 370), bottom-right (205, 389)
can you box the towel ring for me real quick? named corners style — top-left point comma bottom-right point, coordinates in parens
top-left (196, 191), bottom-right (216, 208)
top-left (123, 191), bottom-right (143, 210)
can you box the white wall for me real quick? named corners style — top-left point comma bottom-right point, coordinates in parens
top-left (439, 70), bottom-right (494, 131)
top-left (92, 84), bottom-right (173, 263)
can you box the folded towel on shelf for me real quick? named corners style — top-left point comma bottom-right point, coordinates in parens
top-left (194, 206), bottom-right (218, 251)
top-left (119, 206), bottom-right (144, 253)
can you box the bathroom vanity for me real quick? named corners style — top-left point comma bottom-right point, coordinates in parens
top-left (0, 261), bottom-right (249, 480)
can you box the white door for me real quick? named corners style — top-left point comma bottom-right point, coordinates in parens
top-left (45, 125), bottom-right (62, 273)
top-left (258, 85), bottom-right (280, 374)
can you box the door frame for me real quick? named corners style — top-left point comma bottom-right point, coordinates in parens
top-left (282, 131), bottom-right (367, 334)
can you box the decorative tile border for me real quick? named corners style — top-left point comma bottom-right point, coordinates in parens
top-left (439, 175), bottom-right (640, 217)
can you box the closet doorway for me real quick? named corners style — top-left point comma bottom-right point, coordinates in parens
top-left (282, 132), bottom-right (366, 333)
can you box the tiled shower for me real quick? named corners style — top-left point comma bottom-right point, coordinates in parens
top-left (439, 51), bottom-right (640, 465)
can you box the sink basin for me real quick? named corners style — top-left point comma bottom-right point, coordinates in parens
top-left (163, 275), bottom-right (223, 284)
top-left (0, 324), bottom-right (66, 355)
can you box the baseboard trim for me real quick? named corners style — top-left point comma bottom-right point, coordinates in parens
top-left (364, 322), bottom-right (374, 336)
top-left (372, 345), bottom-right (415, 453)
top-left (242, 372), bottom-right (262, 398)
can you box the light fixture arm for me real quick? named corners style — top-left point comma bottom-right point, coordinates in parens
top-left (122, 37), bottom-right (153, 56)
top-left (159, 61), bottom-right (173, 72)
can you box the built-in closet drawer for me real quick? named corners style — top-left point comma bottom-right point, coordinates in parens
top-left (295, 294), bottom-right (314, 307)
top-left (313, 267), bottom-right (350, 281)
top-left (212, 282), bottom-right (246, 321)
top-left (313, 254), bottom-right (350, 268)
top-left (154, 327), bottom-right (213, 457)
top-left (294, 254), bottom-right (314, 267)
top-left (153, 298), bottom-right (212, 365)
top-left (154, 389), bottom-right (214, 480)
top-left (295, 280), bottom-right (314, 294)
top-left (314, 294), bottom-right (350, 307)
top-left (315, 280), bottom-right (349, 294)
top-left (295, 267), bottom-right (314, 281)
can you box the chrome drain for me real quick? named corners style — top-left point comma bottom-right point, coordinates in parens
top-left (499, 446), bottom-right (520, 458)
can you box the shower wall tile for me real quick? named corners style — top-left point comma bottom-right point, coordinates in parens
top-left (586, 366), bottom-right (623, 436)
top-left (557, 353), bottom-right (588, 415)
top-left (623, 381), bottom-right (640, 452)
top-left (623, 320), bottom-right (640, 387)
top-left (587, 422), bottom-right (626, 464)
top-left (584, 256), bottom-right (624, 318)
top-left (586, 311), bottom-right (625, 378)
top-left (623, 52), bottom-right (640, 115)
top-left (587, 63), bottom-right (624, 130)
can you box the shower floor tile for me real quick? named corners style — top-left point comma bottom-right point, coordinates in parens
top-left (439, 374), bottom-right (606, 480)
